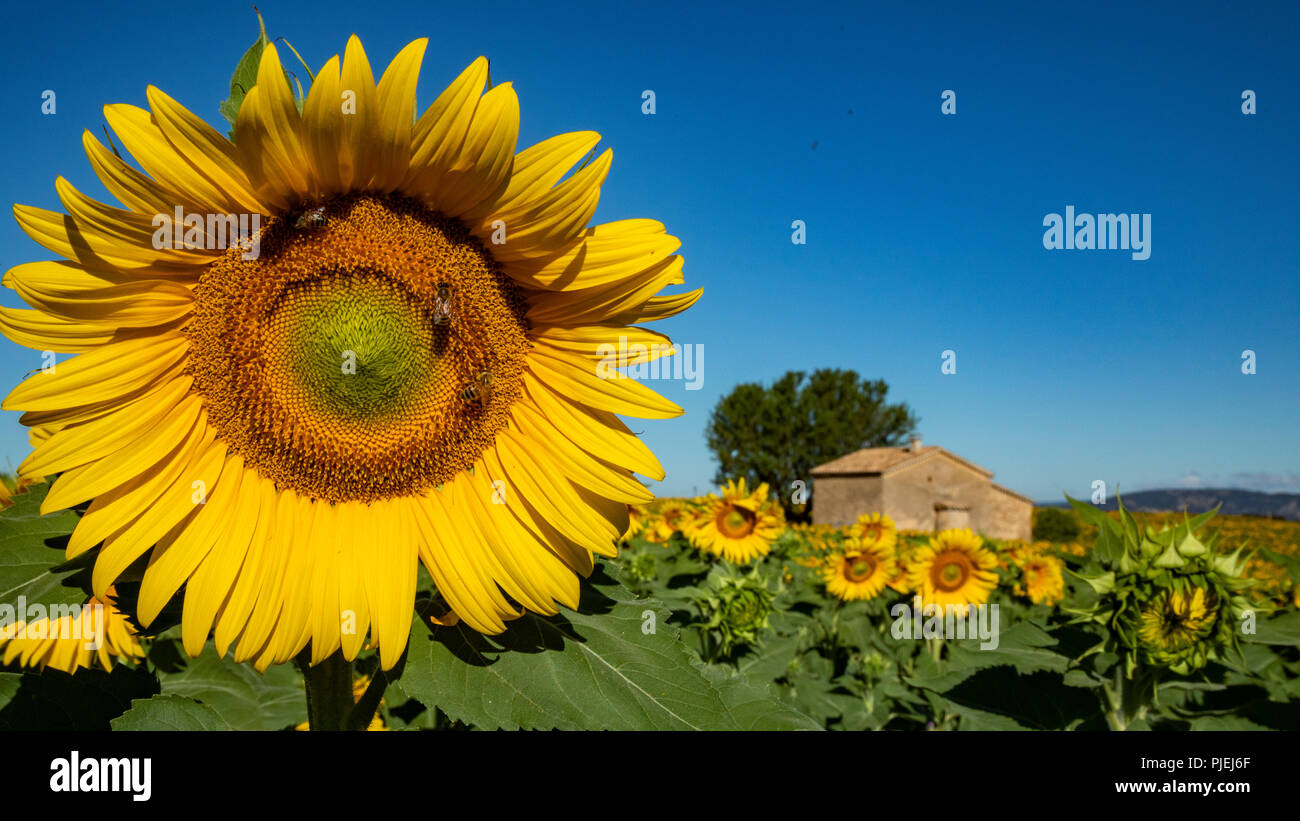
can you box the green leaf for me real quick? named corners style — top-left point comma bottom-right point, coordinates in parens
top-left (112, 694), bottom-right (234, 730)
top-left (935, 668), bottom-right (1102, 730)
top-left (218, 8), bottom-right (289, 133)
top-left (152, 641), bottom-right (305, 730)
top-left (0, 666), bottom-right (159, 730)
top-left (397, 566), bottom-right (819, 730)
top-left (1186, 714), bottom-right (1271, 731)
top-left (0, 483), bottom-right (90, 612)
top-left (906, 621), bottom-right (1069, 693)
top-left (737, 634), bottom-right (801, 681)
top-left (1244, 612), bottom-right (1300, 646)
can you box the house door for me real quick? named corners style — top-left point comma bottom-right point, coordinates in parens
top-left (934, 503), bottom-right (971, 533)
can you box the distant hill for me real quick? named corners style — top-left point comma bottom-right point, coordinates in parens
top-left (1037, 488), bottom-right (1300, 522)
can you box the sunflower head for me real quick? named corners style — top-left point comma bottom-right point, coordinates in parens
top-left (908, 528), bottom-right (999, 608)
top-left (694, 568), bottom-right (775, 655)
top-left (648, 499), bottom-right (697, 542)
top-left (1017, 555), bottom-right (1066, 606)
top-left (852, 512), bottom-right (897, 549)
top-left (689, 478), bottom-right (784, 563)
top-left (1136, 585), bottom-right (1219, 672)
top-left (823, 539), bottom-right (896, 602)
top-left (1069, 497), bottom-right (1260, 676)
top-left (1, 34), bottom-right (697, 671)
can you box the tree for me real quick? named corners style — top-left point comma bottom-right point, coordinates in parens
top-left (704, 369), bottom-right (919, 521)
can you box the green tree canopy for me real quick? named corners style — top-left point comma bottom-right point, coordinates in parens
top-left (704, 369), bottom-right (919, 520)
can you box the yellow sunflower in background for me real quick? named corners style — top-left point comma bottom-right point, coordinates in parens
top-left (646, 498), bottom-right (695, 542)
top-left (0, 589), bottom-right (145, 674)
top-left (823, 539), bottom-right (895, 602)
top-left (623, 503), bottom-right (647, 541)
top-left (296, 674), bottom-right (388, 731)
top-left (908, 528), bottom-right (999, 607)
top-left (790, 522), bottom-right (836, 568)
top-left (690, 478), bottom-right (783, 563)
top-left (1, 36), bottom-right (698, 671)
top-left (885, 535), bottom-right (922, 593)
top-left (852, 512), bottom-right (896, 548)
top-left (1018, 555), bottom-right (1065, 606)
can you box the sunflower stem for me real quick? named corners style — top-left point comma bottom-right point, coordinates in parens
top-left (1102, 665), bottom-right (1154, 730)
top-left (298, 652), bottom-right (354, 731)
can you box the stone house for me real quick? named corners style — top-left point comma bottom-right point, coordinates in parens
top-left (809, 435), bottom-right (1033, 540)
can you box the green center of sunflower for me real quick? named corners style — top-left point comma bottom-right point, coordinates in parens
top-left (269, 274), bottom-right (445, 421)
top-left (932, 551), bottom-right (972, 591)
top-left (717, 505), bottom-right (757, 539)
top-left (187, 194), bottom-right (530, 503)
top-left (845, 555), bottom-right (875, 582)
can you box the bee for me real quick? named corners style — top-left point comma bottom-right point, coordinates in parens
top-left (432, 282), bottom-right (454, 326)
top-left (292, 206), bottom-right (328, 230)
top-left (460, 370), bottom-right (494, 404)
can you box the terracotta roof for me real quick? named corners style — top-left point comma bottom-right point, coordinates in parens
top-left (810, 445), bottom-right (993, 478)
top-left (810, 445), bottom-right (932, 475)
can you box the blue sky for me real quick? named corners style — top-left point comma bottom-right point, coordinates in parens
top-left (0, 0), bottom-right (1296, 503)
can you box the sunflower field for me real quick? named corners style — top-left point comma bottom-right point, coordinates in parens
top-left (615, 483), bottom-right (1300, 730)
top-left (0, 13), bottom-right (1295, 739)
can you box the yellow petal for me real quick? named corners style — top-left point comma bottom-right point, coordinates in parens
top-left (461, 131), bottom-right (601, 224)
top-left (64, 410), bottom-right (212, 567)
top-left (471, 149), bottom-right (609, 260)
top-left (234, 44), bottom-right (310, 209)
top-left (146, 86), bottom-right (266, 214)
top-left (137, 453), bottom-right (243, 625)
top-left (502, 220), bottom-right (680, 291)
top-left (403, 58), bottom-right (488, 194)
top-left (20, 376), bottom-right (192, 478)
top-left (522, 371), bottom-right (665, 480)
top-left (93, 438), bottom-right (226, 597)
top-left (371, 39), bottom-right (428, 192)
top-left (185, 474), bottom-right (264, 657)
top-left (527, 347), bottom-right (684, 420)
top-left (525, 255), bottom-right (684, 326)
top-left (433, 83), bottom-right (520, 216)
top-left (3, 333), bottom-right (189, 412)
top-left (102, 103), bottom-right (233, 215)
top-left (337, 35), bottom-right (379, 191)
top-left (48, 395), bottom-right (204, 518)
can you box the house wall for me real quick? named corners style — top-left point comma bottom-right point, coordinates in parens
top-left (984, 490), bottom-right (1033, 540)
top-left (811, 475), bottom-right (882, 526)
top-left (812, 454), bottom-right (1033, 540)
top-left (884, 456), bottom-right (988, 531)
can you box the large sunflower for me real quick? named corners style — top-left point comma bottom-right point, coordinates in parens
top-left (1, 37), bottom-right (698, 671)
top-left (689, 478), bottom-right (783, 563)
top-left (908, 528), bottom-right (999, 608)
